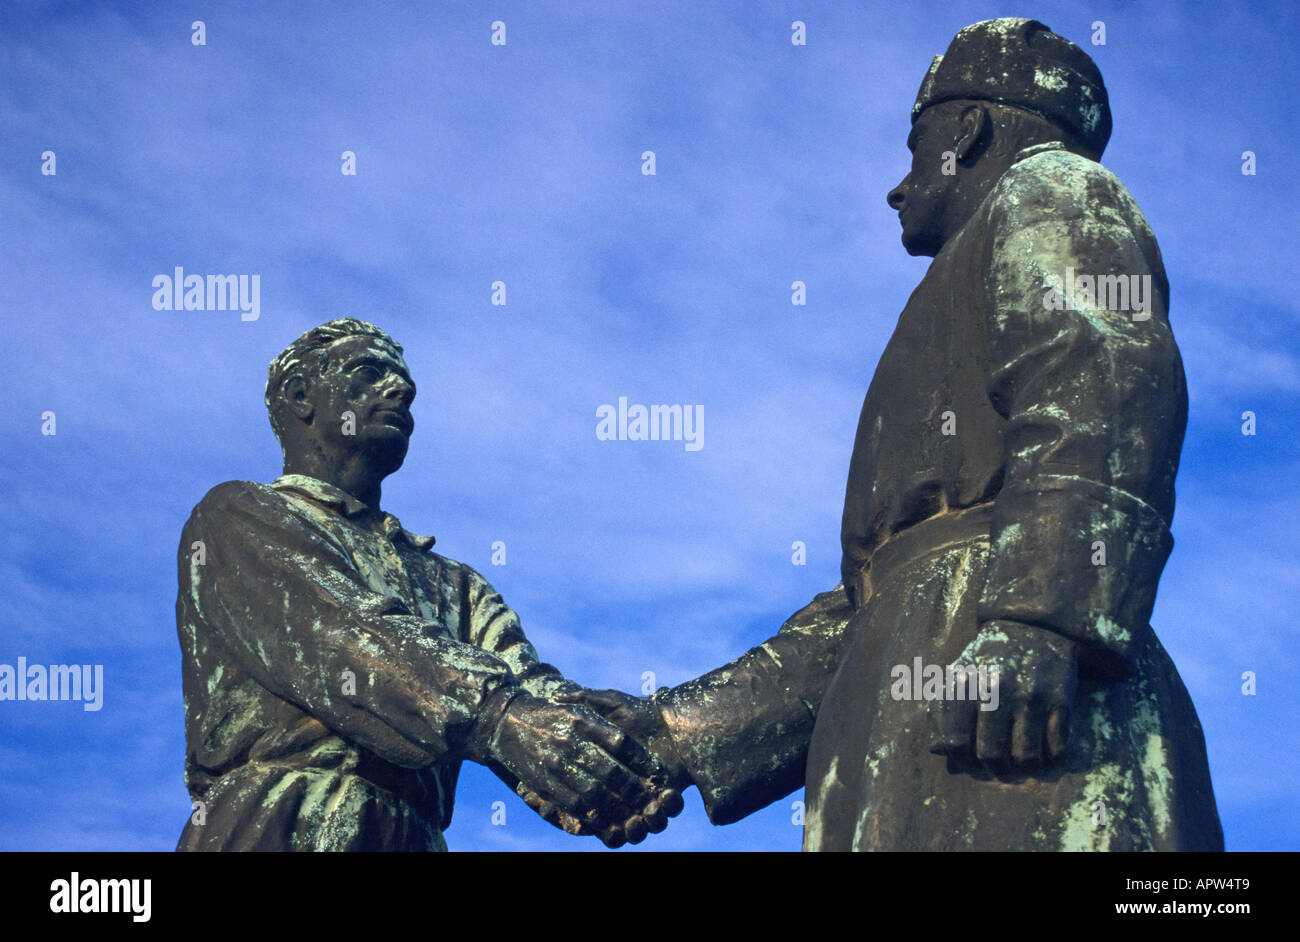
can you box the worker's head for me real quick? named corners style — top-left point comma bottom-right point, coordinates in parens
top-left (266, 318), bottom-right (416, 478)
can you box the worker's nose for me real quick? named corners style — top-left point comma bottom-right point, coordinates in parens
top-left (383, 374), bottom-right (415, 407)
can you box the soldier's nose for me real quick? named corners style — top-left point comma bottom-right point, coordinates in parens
top-left (887, 175), bottom-right (909, 211)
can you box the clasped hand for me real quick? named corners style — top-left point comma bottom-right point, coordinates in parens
top-left (484, 691), bottom-right (684, 847)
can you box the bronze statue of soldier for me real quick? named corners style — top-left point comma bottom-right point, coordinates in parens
top-left (564, 18), bottom-right (1223, 852)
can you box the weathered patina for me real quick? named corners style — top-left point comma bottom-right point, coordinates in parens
top-left (571, 18), bottom-right (1223, 851)
top-left (177, 319), bottom-right (680, 851)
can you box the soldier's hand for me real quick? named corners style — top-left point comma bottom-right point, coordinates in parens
top-left (554, 687), bottom-right (692, 796)
top-left (481, 692), bottom-right (680, 847)
top-left (931, 620), bottom-right (1078, 772)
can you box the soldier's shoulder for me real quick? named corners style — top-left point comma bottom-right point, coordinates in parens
top-left (992, 142), bottom-right (1130, 217)
top-left (991, 142), bottom-right (1161, 266)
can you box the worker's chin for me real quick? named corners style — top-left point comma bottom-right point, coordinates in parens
top-left (365, 433), bottom-right (410, 475)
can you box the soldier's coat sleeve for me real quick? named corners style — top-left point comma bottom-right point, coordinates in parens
top-left (978, 150), bottom-right (1188, 675)
top-left (654, 585), bottom-right (853, 825)
top-left (182, 481), bottom-right (522, 769)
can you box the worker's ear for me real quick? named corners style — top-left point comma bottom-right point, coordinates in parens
top-left (953, 103), bottom-right (989, 164)
top-left (284, 374), bottom-right (315, 423)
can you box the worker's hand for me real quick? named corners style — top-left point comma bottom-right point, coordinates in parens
top-left (515, 776), bottom-right (683, 847)
top-left (475, 691), bottom-right (681, 847)
top-left (931, 620), bottom-right (1078, 772)
top-left (516, 686), bottom-right (688, 841)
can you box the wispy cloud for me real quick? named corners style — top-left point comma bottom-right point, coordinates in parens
top-left (1, 0), bottom-right (1296, 851)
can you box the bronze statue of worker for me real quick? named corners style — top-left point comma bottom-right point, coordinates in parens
top-left (175, 318), bottom-right (681, 851)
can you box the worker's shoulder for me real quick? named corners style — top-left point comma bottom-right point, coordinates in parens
top-left (426, 548), bottom-right (483, 582)
top-left (186, 479), bottom-right (284, 522)
top-left (421, 548), bottom-right (506, 601)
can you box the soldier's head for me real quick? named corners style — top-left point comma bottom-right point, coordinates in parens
top-left (889, 18), bottom-right (1111, 257)
top-left (266, 318), bottom-right (416, 479)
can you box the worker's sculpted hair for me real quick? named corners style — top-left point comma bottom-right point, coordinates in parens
top-left (265, 318), bottom-right (403, 445)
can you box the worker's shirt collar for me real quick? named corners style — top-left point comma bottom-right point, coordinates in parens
top-left (272, 474), bottom-right (436, 551)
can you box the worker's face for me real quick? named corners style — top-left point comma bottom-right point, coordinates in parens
top-left (301, 335), bottom-right (417, 474)
top-left (887, 105), bottom-right (966, 257)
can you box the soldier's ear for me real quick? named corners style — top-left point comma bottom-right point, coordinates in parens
top-left (953, 103), bottom-right (989, 164)
top-left (284, 374), bottom-right (315, 422)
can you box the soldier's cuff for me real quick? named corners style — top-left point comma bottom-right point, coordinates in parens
top-left (978, 475), bottom-right (1173, 670)
top-left (653, 645), bottom-right (807, 826)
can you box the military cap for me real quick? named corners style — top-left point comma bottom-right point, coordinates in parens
top-left (912, 18), bottom-right (1111, 156)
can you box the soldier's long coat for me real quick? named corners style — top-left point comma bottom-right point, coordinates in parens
top-left (657, 142), bottom-right (1223, 850)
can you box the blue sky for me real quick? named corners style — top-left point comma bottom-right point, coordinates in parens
top-left (1, 0), bottom-right (1296, 851)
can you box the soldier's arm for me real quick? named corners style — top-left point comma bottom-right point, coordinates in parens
top-left (935, 151), bottom-right (1187, 770)
top-left (640, 584), bottom-right (853, 825)
top-left (977, 150), bottom-right (1187, 678)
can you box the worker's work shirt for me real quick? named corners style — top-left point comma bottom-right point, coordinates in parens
top-left (175, 473), bottom-right (570, 851)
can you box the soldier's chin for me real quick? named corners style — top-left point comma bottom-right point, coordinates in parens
top-left (900, 227), bottom-right (941, 257)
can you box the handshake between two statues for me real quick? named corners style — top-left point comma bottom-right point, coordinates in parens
top-left (176, 18), bottom-right (1223, 852)
top-left (471, 687), bottom-right (686, 848)
top-left (507, 624), bottom-right (1080, 847)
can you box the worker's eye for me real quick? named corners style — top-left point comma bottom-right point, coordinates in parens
top-left (353, 364), bottom-right (382, 382)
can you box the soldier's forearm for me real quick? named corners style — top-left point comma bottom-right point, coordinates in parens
top-left (978, 477), bottom-right (1173, 674)
top-left (654, 584), bottom-right (853, 825)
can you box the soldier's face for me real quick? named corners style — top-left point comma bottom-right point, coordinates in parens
top-left (306, 335), bottom-right (417, 471)
top-left (888, 107), bottom-right (962, 257)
